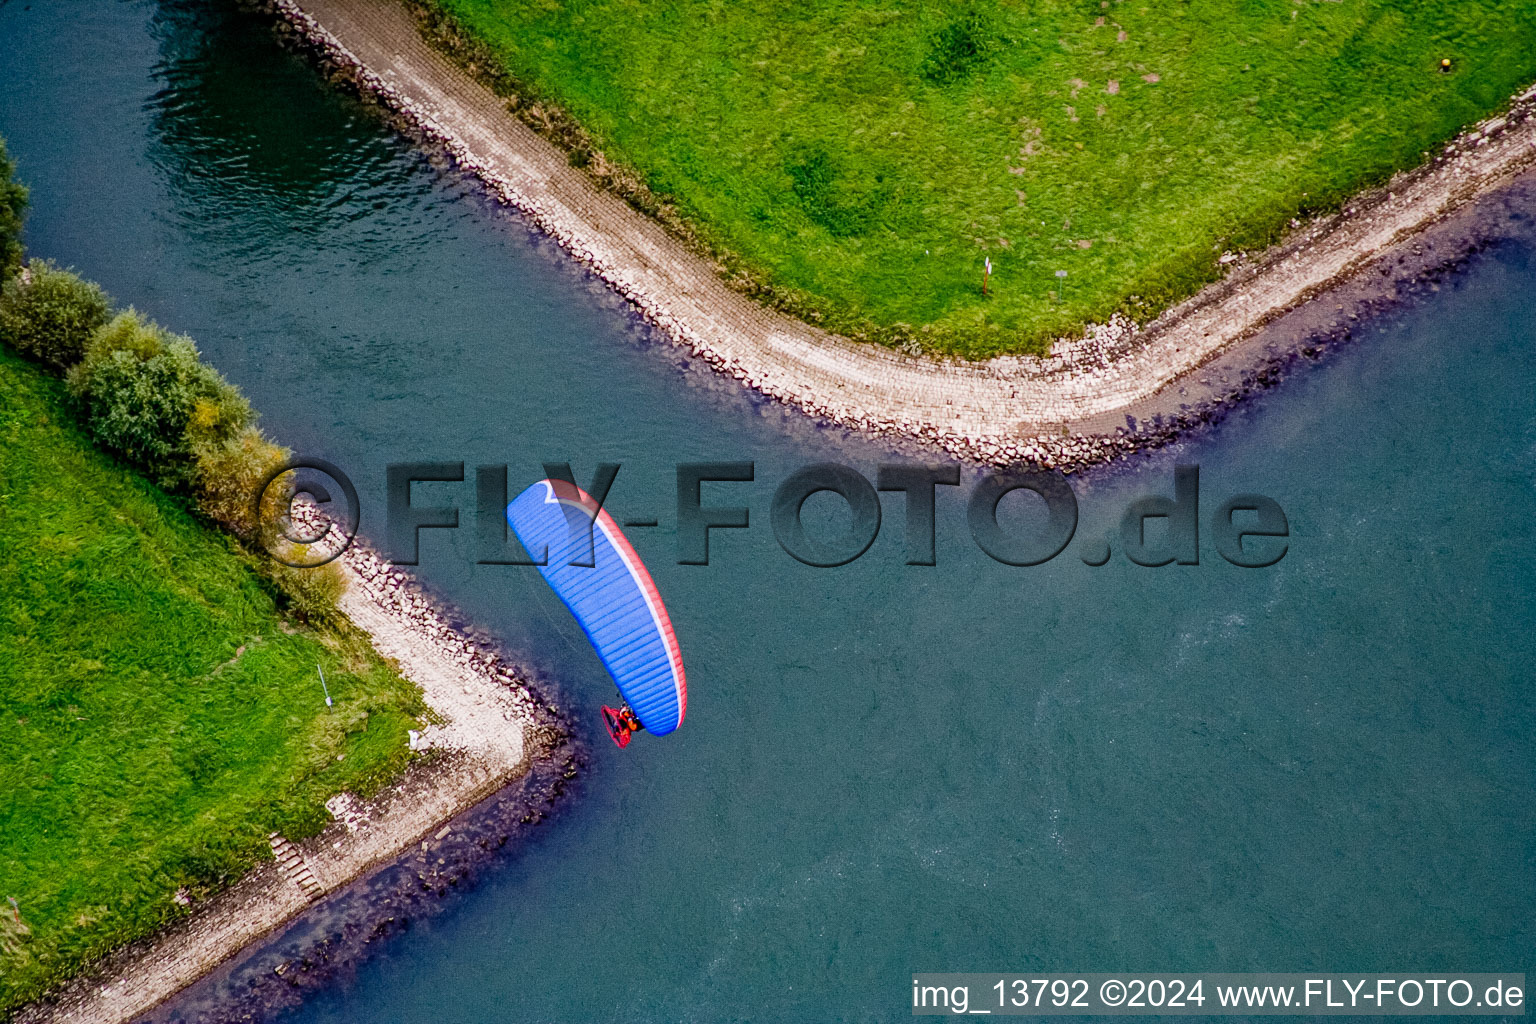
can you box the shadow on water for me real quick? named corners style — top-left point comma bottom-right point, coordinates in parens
top-left (144, 1), bottom-right (443, 264)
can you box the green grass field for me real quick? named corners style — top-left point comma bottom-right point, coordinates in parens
top-left (429, 0), bottom-right (1536, 355)
top-left (0, 351), bottom-right (424, 1013)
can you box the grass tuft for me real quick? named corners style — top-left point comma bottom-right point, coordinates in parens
top-left (922, 10), bottom-right (994, 86)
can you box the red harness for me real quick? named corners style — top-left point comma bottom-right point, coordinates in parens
top-left (601, 705), bottom-right (641, 748)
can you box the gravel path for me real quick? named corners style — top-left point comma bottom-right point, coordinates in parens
top-left (276, 0), bottom-right (1536, 466)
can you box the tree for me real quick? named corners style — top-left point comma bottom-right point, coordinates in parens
top-left (66, 310), bottom-right (251, 488)
top-left (193, 426), bottom-right (289, 540)
top-left (0, 138), bottom-right (26, 281)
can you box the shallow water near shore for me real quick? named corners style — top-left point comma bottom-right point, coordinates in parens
top-left (3, 2), bottom-right (1534, 1021)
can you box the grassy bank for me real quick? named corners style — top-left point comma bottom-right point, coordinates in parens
top-left (0, 147), bottom-right (425, 1012)
top-left (421, 0), bottom-right (1536, 356)
top-left (0, 349), bottom-right (425, 1014)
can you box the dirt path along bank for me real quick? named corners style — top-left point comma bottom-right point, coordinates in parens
top-left (275, 0), bottom-right (1536, 467)
top-left (16, 535), bottom-right (554, 1024)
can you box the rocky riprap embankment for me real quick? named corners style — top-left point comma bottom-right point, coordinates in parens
top-left (18, 504), bottom-right (571, 1024)
top-left (283, 496), bottom-right (565, 760)
top-left (342, 543), bottom-right (551, 741)
top-left (269, 0), bottom-right (1536, 474)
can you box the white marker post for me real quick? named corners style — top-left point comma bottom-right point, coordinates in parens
top-left (318, 664), bottom-right (333, 707)
top-left (983, 256), bottom-right (993, 297)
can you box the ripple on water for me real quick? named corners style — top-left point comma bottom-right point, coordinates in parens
top-left (2, 1), bottom-right (1533, 1020)
top-left (145, 1), bottom-right (478, 274)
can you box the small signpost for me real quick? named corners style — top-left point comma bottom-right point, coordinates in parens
top-left (1055, 268), bottom-right (1068, 303)
top-left (7, 897), bottom-right (18, 925)
top-left (983, 256), bottom-right (993, 297)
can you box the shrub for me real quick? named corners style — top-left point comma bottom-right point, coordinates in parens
top-left (63, 307), bottom-right (342, 619)
top-left (262, 550), bottom-right (347, 624)
top-left (66, 310), bottom-right (252, 489)
top-left (193, 427), bottom-right (290, 540)
top-left (0, 139), bottom-right (25, 281)
top-left (0, 261), bottom-right (112, 370)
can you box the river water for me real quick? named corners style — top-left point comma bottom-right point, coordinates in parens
top-left (2, 2), bottom-right (1532, 1021)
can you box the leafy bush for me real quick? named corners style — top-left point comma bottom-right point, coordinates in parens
top-left (66, 310), bottom-right (252, 489)
top-left (261, 548), bottom-right (347, 624)
top-left (0, 139), bottom-right (25, 281)
top-left (63, 309), bottom-right (344, 621)
top-left (198, 433), bottom-right (354, 625)
top-left (193, 426), bottom-right (290, 540)
top-left (0, 261), bottom-right (112, 370)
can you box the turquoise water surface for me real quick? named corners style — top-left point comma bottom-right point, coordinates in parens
top-left (1, 2), bottom-right (1531, 1020)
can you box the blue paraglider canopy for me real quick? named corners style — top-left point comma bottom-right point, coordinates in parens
top-left (507, 479), bottom-right (686, 736)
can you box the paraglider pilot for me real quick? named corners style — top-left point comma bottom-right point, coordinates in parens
top-left (602, 702), bottom-right (645, 748)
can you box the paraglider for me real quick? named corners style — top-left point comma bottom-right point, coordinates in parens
top-left (506, 478), bottom-right (686, 746)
